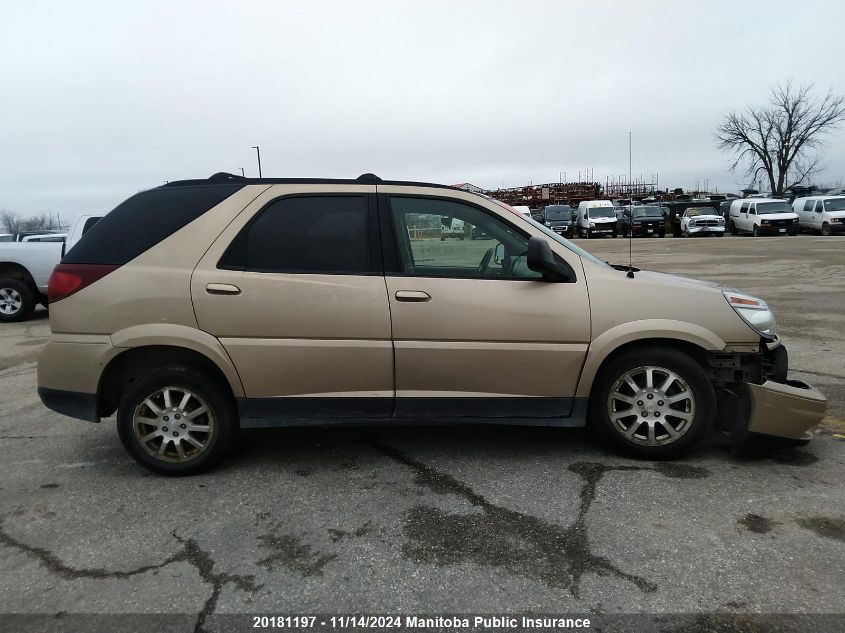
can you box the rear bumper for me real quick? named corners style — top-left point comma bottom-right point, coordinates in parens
top-left (746, 379), bottom-right (827, 440)
top-left (38, 387), bottom-right (99, 422)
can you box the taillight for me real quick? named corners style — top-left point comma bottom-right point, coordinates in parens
top-left (48, 263), bottom-right (119, 303)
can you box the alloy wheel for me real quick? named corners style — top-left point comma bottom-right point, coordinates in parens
top-left (607, 365), bottom-right (696, 446)
top-left (132, 386), bottom-right (214, 463)
top-left (0, 287), bottom-right (22, 316)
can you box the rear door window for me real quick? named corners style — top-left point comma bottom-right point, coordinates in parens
top-left (222, 195), bottom-right (373, 274)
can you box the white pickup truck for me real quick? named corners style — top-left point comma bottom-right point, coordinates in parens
top-left (0, 215), bottom-right (101, 322)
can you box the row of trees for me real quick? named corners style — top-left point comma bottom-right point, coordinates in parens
top-left (0, 210), bottom-right (67, 234)
top-left (716, 82), bottom-right (845, 196)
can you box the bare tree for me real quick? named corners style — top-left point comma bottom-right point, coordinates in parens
top-left (0, 209), bottom-right (20, 234)
top-left (716, 82), bottom-right (845, 195)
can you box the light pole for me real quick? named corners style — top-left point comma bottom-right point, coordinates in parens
top-left (252, 146), bottom-right (262, 178)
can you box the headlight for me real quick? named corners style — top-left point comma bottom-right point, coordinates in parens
top-left (589, 222), bottom-right (595, 228)
top-left (723, 291), bottom-right (777, 336)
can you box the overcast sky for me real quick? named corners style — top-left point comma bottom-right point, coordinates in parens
top-left (2, 0), bottom-right (844, 221)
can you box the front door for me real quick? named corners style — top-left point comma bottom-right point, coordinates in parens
top-left (192, 186), bottom-right (394, 422)
top-left (379, 189), bottom-right (591, 419)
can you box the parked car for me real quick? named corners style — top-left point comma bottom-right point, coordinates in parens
top-left (825, 187), bottom-right (845, 197)
top-left (680, 207), bottom-right (725, 237)
top-left (511, 205), bottom-right (532, 220)
top-left (0, 233), bottom-right (13, 242)
top-left (542, 204), bottom-right (575, 237)
top-left (618, 205), bottom-right (666, 238)
top-left (792, 196), bottom-right (845, 236)
top-left (0, 215), bottom-right (103, 321)
top-left (440, 217), bottom-right (467, 240)
top-left (576, 200), bottom-right (618, 238)
top-left (728, 198), bottom-right (799, 236)
top-left (37, 172), bottom-right (826, 475)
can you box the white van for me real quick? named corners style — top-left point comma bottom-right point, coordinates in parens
top-left (728, 198), bottom-right (799, 237)
top-left (792, 196), bottom-right (845, 236)
top-left (576, 200), bottom-right (617, 238)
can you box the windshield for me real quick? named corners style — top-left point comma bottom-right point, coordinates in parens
top-left (526, 217), bottom-right (610, 269)
top-left (631, 206), bottom-right (658, 218)
top-left (824, 198), bottom-right (845, 212)
top-left (588, 207), bottom-right (616, 218)
top-left (545, 207), bottom-right (572, 221)
top-left (685, 208), bottom-right (713, 217)
top-left (756, 201), bottom-right (793, 215)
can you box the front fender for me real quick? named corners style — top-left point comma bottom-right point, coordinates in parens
top-left (575, 319), bottom-right (726, 398)
top-left (110, 324), bottom-right (245, 397)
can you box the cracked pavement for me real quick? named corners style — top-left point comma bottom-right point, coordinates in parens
top-left (1, 235), bottom-right (844, 630)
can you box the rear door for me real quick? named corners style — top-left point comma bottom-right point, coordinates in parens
top-left (192, 185), bottom-right (394, 422)
top-left (378, 187), bottom-right (590, 419)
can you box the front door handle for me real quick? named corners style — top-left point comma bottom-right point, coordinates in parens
top-left (206, 283), bottom-right (241, 295)
top-left (395, 290), bottom-right (431, 302)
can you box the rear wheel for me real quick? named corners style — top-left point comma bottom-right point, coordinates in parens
top-left (116, 365), bottom-right (236, 475)
top-left (589, 347), bottom-right (715, 459)
top-left (730, 221), bottom-right (738, 235)
top-left (0, 279), bottom-right (35, 323)
top-left (822, 222), bottom-right (831, 236)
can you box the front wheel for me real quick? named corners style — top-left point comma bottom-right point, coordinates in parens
top-left (589, 347), bottom-right (716, 459)
top-left (752, 225), bottom-right (761, 237)
top-left (117, 365), bottom-right (236, 475)
top-left (822, 223), bottom-right (831, 237)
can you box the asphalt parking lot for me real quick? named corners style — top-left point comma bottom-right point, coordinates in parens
top-left (1, 234), bottom-right (844, 631)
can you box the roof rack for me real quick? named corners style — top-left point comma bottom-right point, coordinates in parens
top-left (161, 172), bottom-right (451, 190)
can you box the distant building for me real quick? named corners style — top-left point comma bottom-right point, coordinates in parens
top-left (452, 182), bottom-right (485, 193)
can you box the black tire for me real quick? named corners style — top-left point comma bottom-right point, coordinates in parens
top-left (589, 347), bottom-right (716, 460)
top-left (730, 221), bottom-right (738, 236)
top-left (612, 230), bottom-right (618, 238)
top-left (659, 231), bottom-right (666, 238)
top-left (822, 223), bottom-right (831, 237)
top-left (752, 224), bottom-right (760, 237)
top-left (586, 229), bottom-right (592, 239)
top-left (0, 278), bottom-right (36, 323)
top-left (116, 365), bottom-right (236, 476)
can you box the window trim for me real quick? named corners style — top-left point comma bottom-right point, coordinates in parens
top-left (217, 192), bottom-right (382, 276)
top-left (381, 193), bottom-right (568, 282)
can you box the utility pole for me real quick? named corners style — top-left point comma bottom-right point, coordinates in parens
top-left (252, 146), bottom-right (262, 178)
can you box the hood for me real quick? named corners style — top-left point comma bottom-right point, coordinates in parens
top-left (633, 270), bottom-right (726, 291)
top-left (631, 214), bottom-right (664, 221)
top-left (759, 213), bottom-right (797, 220)
top-left (590, 217), bottom-right (617, 223)
top-left (687, 214), bottom-right (721, 221)
top-left (826, 210), bottom-right (845, 219)
top-left (547, 219), bottom-right (571, 225)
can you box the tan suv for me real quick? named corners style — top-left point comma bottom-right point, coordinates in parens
top-left (38, 173), bottom-right (827, 475)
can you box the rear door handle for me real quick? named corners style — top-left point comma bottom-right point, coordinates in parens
top-left (395, 290), bottom-right (431, 302)
top-left (206, 283), bottom-right (241, 295)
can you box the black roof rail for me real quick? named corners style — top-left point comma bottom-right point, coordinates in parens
top-left (160, 172), bottom-right (454, 190)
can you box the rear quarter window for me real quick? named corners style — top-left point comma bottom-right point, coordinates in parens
top-left (63, 185), bottom-right (243, 264)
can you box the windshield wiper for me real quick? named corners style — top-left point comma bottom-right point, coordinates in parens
top-left (606, 262), bottom-right (641, 272)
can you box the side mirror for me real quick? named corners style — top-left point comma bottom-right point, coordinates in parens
top-left (527, 236), bottom-right (575, 282)
top-left (493, 242), bottom-right (505, 264)
top-left (815, 208), bottom-right (823, 213)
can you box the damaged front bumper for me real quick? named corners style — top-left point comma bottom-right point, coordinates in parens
top-left (746, 379), bottom-right (827, 440)
top-left (713, 341), bottom-right (827, 444)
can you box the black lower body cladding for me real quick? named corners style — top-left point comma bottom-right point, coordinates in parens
top-left (38, 387), bottom-right (99, 422)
